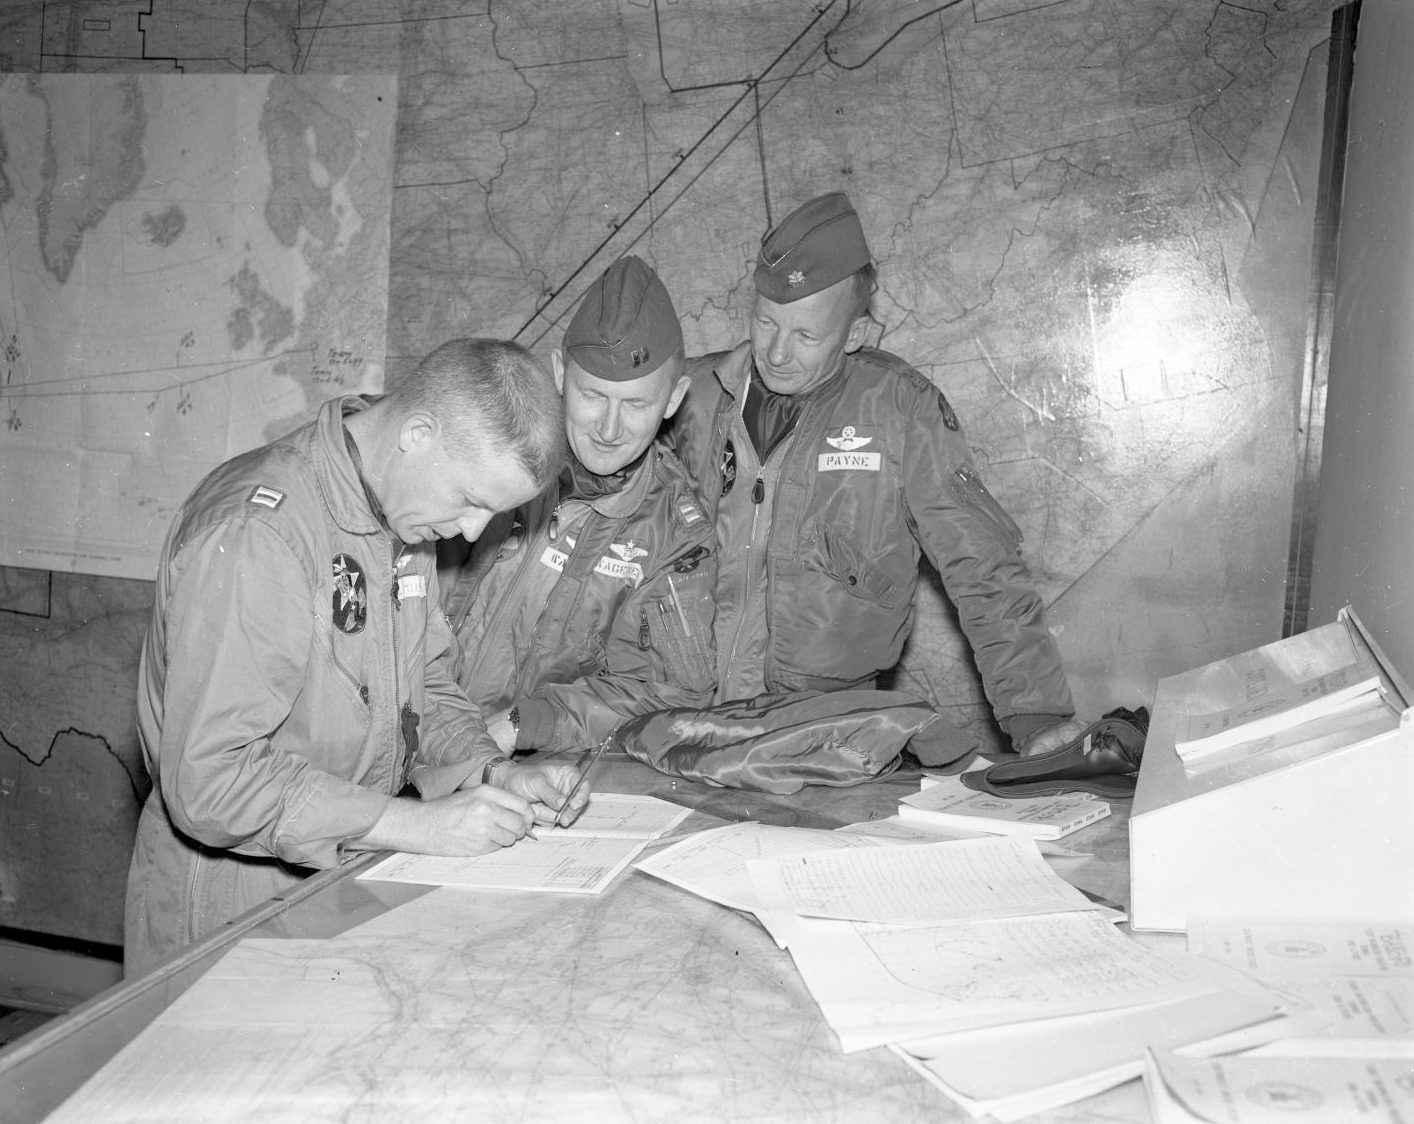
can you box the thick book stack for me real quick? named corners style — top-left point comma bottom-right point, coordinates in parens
top-left (1174, 662), bottom-right (1384, 763)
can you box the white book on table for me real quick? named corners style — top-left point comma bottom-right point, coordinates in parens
top-left (1174, 662), bottom-right (1383, 760)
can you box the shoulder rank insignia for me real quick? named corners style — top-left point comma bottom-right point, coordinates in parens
top-left (676, 499), bottom-right (704, 525)
top-left (248, 484), bottom-right (285, 509)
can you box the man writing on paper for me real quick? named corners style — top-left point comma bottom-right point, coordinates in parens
top-left (440, 256), bottom-right (716, 754)
top-left (668, 193), bottom-right (1082, 757)
top-left (127, 339), bottom-right (588, 976)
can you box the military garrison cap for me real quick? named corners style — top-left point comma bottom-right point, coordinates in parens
top-left (754, 191), bottom-right (872, 303)
top-left (564, 255), bottom-right (683, 381)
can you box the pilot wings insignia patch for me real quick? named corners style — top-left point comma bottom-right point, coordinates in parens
top-left (825, 425), bottom-right (872, 452)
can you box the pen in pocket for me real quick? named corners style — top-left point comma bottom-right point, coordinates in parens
top-left (666, 574), bottom-right (692, 638)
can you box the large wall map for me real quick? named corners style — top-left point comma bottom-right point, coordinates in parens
top-left (1, 0), bottom-right (1344, 947)
top-left (0, 73), bottom-right (393, 578)
top-left (1, 68), bottom-right (394, 945)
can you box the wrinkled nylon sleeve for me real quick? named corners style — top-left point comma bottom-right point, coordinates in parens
top-left (519, 566), bottom-right (717, 751)
top-left (157, 520), bottom-right (389, 869)
top-left (902, 392), bottom-right (1074, 724)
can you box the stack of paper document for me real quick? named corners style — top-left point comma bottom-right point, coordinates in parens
top-left (1186, 918), bottom-right (1414, 1049)
top-left (636, 826), bottom-right (1288, 1121)
top-left (1174, 662), bottom-right (1384, 762)
top-left (899, 776), bottom-right (1110, 839)
top-left (895, 990), bottom-right (1285, 1122)
top-left (1145, 1048), bottom-right (1414, 1123)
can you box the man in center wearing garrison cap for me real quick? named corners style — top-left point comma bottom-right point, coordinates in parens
top-left (440, 256), bottom-right (716, 755)
top-left (667, 192), bottom-right (1084, 756)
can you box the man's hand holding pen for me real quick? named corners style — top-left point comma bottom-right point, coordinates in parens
top-left (496, 759), bottom-right (591, 831)
top-left (551, 737), bottom-right (613, 828)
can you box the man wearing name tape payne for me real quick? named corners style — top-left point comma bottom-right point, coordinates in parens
top-left (668, 192), bottom-right (1083, 757)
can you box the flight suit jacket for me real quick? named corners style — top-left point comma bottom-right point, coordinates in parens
top-left (126, 395), bottom-right (498, 973)
top-left (443, 442), bottom-right (717, 753)
top-left (668, 341), bottom-right (1074, 734)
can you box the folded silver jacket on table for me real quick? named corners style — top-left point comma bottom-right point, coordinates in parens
top-left (611, 689), bottom-right (977, 793)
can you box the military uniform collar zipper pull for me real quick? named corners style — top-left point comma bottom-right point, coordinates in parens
top-left (752, 473), bottom-right (765, 504)
top-left (548, 503), bottom-right (561, 543)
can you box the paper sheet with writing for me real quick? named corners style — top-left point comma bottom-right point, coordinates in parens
top-left (1145, 1049), bottom-right (1414, 1123)
top-left (833, 815), bottom-right (988, 842)
top-left (892, 987), bottom-right (1285, 1124)
top-left (1187, 919), bottom-right (1414, 1042)
top-left (633, 821), bottom-right (896, 914)
top-left (359, 793), bottom-right (691, 894)
top-left (357, 836), bottom-right (650, 894)
top-left (785, 909), bottom-right (1224, 1051)
top-left (746, 836), bottom-right (1095, 926)
top-left (1187, 919), bottom-right (1414, 978)
top-left (541, 791), bottom-right (694, 837)
top-left (835, 815), bottom-right (1087, 857)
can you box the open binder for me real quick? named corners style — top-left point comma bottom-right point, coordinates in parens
top-left (1130, 607), bottom-right (1413, 932)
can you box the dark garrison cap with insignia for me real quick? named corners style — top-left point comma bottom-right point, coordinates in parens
top-left (754, 191), bottom-right (872, 303)
top-left (564, 255), bottom-right (683, 381)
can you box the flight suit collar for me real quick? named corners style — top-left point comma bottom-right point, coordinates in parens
top-left (564, 445), bottom-right (659, 520)
top-left (312, 395), bottom-right (386, 537)
top-left (710, 341), bottom-right (755, 404)
top-left (712, 340), bottom-right (852, 413)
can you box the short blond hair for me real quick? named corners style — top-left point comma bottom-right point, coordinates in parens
top-left (387, 338), bottom-right (566, 487)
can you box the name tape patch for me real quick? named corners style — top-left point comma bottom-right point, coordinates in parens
top-left (538, 545), bottom-right (643, 586)
top-left (593, 557), bottom-right (644, 586)
top-left (817, 451), bottom-right (882, 473)
top-left (540, 546), bottom-right (569, 573)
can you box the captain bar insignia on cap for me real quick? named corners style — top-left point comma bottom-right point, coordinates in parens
top-left (564, 255), bottom-right (683, 381)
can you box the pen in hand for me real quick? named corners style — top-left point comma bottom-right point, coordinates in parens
top-left (554, 736), bottom-right (611, 828)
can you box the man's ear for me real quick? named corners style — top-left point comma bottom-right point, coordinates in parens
top-left (398, 412), bottom-right (438, 454)
top-left (662, 373), bottom-right (691, 420)
top-left (843, 314), bottom-right (871, 355)
top-left (551, 349), bottom-right (566, 395)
